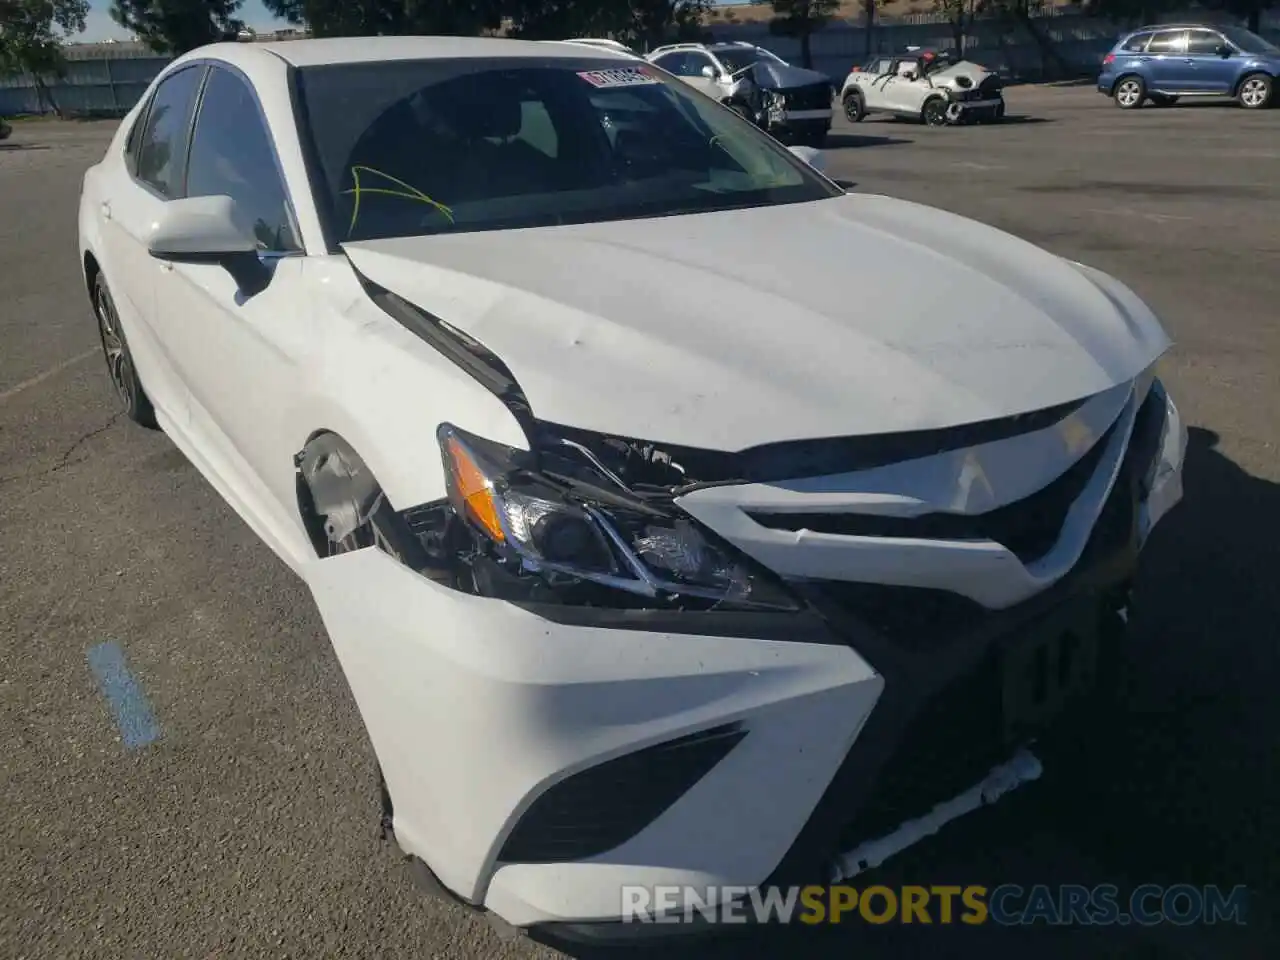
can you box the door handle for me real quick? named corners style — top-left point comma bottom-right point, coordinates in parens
top-left (1184, 58), bottom-right (1195, 64)
top-left (100, 201), bottom-right (111, 221)
top-left (1139, 56), bottom-right (1152, 62)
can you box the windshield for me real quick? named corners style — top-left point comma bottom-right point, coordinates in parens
top-left (295, 58), bottom-right (838, 245)
top-left (1219, 26), bottom-right (1280, 55)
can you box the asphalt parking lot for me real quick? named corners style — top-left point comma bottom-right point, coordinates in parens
top-left (2, 84), bottom-right (1278, 958)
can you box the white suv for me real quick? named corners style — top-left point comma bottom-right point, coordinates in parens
top-left (647, 41), bottom-right (835, 146)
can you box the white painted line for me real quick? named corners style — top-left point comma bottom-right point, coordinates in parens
top-left (0, 348), bottom-right (97, 404)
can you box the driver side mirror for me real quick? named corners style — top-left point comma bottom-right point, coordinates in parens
top-left (700, 64), bottom-right (717, 79)
top-left (1216, 44), bottom-right (1233, 57)
top-left (148, 195), bottom-right (271, 296)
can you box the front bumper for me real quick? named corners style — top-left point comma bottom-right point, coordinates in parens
top-left (304, 381), bottom-right (1184, 933)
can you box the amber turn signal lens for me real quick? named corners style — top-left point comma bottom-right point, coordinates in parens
top-left (445, 437), bottom-right (505, 542)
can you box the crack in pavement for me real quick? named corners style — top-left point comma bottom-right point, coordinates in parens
top-left (0, 412), bottom-right (122, 488)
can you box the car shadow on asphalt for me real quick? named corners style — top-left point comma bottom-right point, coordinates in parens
top-left (0, 142), bottom-right (50, 151)
top-left (823, 133), bottom-right (913, 149)
top-left (536, 427), bottom-right (1279, 959)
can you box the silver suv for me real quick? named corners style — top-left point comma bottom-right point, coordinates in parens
top-left (646, 41), bottom-right (834, 146)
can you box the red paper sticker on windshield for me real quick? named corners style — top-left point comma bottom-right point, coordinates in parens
top-left (577, 67), bottom-right (660, 89)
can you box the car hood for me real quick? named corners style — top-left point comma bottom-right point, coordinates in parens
top-left (745, 60), bottom-right (833, 90)
top-left (341, 193), bottom-right (1170, 451)
top-left (930, 60), bottom-right (996, 85)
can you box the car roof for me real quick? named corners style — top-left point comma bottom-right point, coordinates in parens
top-left (252, 34), bottom-right (622, 68)
top-left (1126, 23), bottom-right (1222, 33)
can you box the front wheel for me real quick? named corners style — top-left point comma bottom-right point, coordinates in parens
top-left (842, 90), bottom-right (865, 123)
top-left (922, 98), bottom-right (948, 127)
top-left (93, 274), bottom-right (158, 428)
top-left (1114, 76), bottom-right (1145, 109)
top-left (1237, 73), bottom-right (1272, 110)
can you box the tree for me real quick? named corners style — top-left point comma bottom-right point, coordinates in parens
top-left (0, 1), bottom-right (89, 117)
top-left (760, 0), bottom-right (839, 68)
top-left (627, 0), bottom-right (713, 50)
top-left (1202, 0), bottom-right (1275, 34)
top-left (931, 0), bottom-right (985, 56)
top-left (503, 0), bottom-right (634, 40)
top-left (261, 0), bottom-right (506, 37)
top-left (985, 0), bottom-right (1069, 80)
top-left (1079, 0), bottom-right (1180, 28)
top-left (861, 0), bottom-right (881, 57)
top-left (110, 1), bottom-right (244, 55)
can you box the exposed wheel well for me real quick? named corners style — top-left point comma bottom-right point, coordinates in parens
top-left (295, 429), bottom-right (360, 559)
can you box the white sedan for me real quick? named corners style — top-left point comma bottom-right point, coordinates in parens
top-left (79, 35), bottom-right (1185, 939)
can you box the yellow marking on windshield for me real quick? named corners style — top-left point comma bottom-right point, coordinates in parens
top-left (342, 165), bottom-right (454, 235)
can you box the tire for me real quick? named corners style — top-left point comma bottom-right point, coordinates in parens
top-left (1113, 75), bottom-right (1145, 109)
top-left (922, 97), bottom-right (948, 127)
top-left (842, 90), bottom-right (865, 123)
top-left (93, 273), bottom-right (158, 429)
top-left (1237, 72), bottom-right (1272, 110)
top-left (1149, 93), bottom-right (1179, 107)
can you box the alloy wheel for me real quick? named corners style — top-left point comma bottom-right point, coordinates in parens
top-left (1240, 76), bottom-right (1270, 108)
top-left (1116, 80), bottom-right (1142, 108)
top-left (95, 286), bottom-right (134, 407)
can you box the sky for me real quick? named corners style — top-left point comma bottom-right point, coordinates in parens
top-left (80, 1), bottom-right (753, 43)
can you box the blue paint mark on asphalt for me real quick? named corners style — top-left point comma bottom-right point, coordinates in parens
top-left (87, 642), bottom-right (162, 750)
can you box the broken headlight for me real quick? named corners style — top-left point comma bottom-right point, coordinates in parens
top-left (437, 423), bottom-right (797, 611)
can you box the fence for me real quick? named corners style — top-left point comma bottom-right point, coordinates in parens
top-left (3, 9), bottom-right (1280, 116)
top-left (0, 47), bottom-right (167, 117)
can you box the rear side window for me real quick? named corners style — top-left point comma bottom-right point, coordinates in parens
top-left (184, 66), bottom-right (301, 252)
top-left (1121, 33), bottom-right (1152, 52)
top-left (1186, 30), bottom-right (1224, 55)
top-left (135, 65), bottom-right (205, 198)
top-left (1146, 30), bottom-right (1187, 53)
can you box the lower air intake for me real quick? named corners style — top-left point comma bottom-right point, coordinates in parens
top-left (497, 723), bottom-right (747, 864)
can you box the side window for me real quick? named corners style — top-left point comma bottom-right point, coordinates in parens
top-left (1186, 30), bottom-right (1224, 55)
top-left (124, 102), bottom-right (148, 173)
top-left (1121, 33), bottom-right (1152, 52)
top-left (184, 67), bottom-right (301, 253)
top-left (1146, 30), bottom-right (1187, 54)
top-left (135, 66), bottom-right (205, 198)
top-left (652, 53), bottom-right (688, 76)
top-left (685, 53), bottom-right (716, 78)
top-left (873, 57), bottom-right (894, 75)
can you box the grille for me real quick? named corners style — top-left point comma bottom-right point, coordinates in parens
top-left (838, 651), bottom-right (1007, 849)
top-left (782, 82), bottom-right (833, 112)
top-left (749, 419), bottom-right (1119, 565)
top-left (807, 581), bottom-right (991, 649)
top-left (497, 724), bottom-right (746, 863)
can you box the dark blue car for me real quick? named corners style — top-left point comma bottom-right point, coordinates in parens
top-left (1097, 23), bottom-right (1280, 110)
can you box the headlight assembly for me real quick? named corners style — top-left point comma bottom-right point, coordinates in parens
top-left (437, 424), bottom-right (797, 611)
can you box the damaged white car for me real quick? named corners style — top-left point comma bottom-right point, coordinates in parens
top-left (78, 36), bottom-right (1185, 940)
top-left (843, 49), bottom-right (1006, 126)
